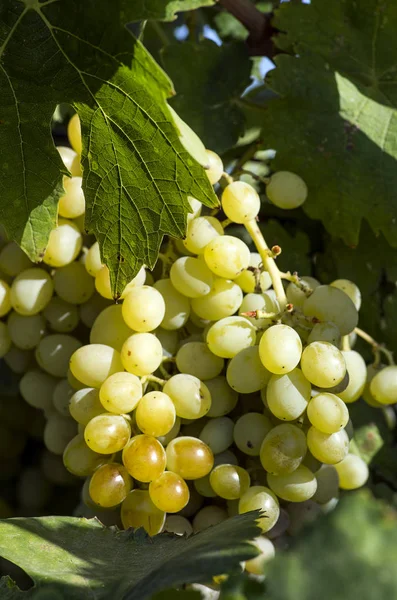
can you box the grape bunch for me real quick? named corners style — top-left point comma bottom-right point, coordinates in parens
top-left (0, 112), bottom-right (396, 575)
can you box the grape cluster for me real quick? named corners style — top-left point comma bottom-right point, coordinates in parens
top-left (1, 113), bottom-right (396, 575)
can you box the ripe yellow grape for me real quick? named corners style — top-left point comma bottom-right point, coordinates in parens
top-left (89, 463), bottom-right (132, 507)
top-left (63, 434), bottom-right (110, 477)
top-left (90, 304), bottom-right (133, 352)
top-left (175, 341), bottom-right (224, 380)
top-left (69, 344), bottom-right (124, 388)
top-left (205, 150), bottom-right (223, 185)
top-left (163, 515), bottom-right (193, 536)
top-left (239, 486), bottom-right (280, 532)
top-left (0, 280), bottom-right (11, 317)
top-left (206, 316), bottom-right (256, 359)
top-left (122, 435), bottom-right (166, 482)
top-left (121, 333), bottom-right (163, 376)
top-left (205, 376), bottom-right (238, 417)
top-left (153, 278), bottom-right (190, 330)
top-left (260, 424), bottom-right (307, 475)
top-left (369, 365), bottom-right (397, 405)
top-left (266, 368), bottom-right (311, 421)
top-left (259, 324), bottom-right (302, 375)
top-left (36, 334), bottom-right (82, 378)
top-left (338, 350), bottom-right (366, 403)
top-left (95, 265), bottom-right (146, 300)
top-left (303, 285), bottom-right (358, 336)
top-left (227, 346), bottom-right (272, 394)
top-left (43, 218), bottom-right (82, 267)
top-left (163, 374), bottom-right (211, 419)
top-left (166, 436), bottom-right (214, 480)
top-left (69, 387), bottom-right (103, 426)
top-left (306, 426), bottom-right (349, 464)
top-left (135, 391), bottom-right (176, 437)
top-left (307, 393), bottom-right (349, 434)
top-left (245, 537), bottom-right (275, 575)
top-left (170, 256), bottom-right (214, 298)
top-left (210, 464), bottom-right (251, 500)
top-left (53, 262), bottom-right (95, 305)
top-left (99, 372), bottom-right (142, 414)
top-left (85, 242), bottom-right (103, 277)
top-left (122, 285), bottom-right (165, 332)
top-left (266, 171), bottom-right (307, 210)
top-left (84, 413), bottom-right (131, 454)
top-left (149, 471), bottom-right (190, 512)
top-left (233, 412), bottom-right (273, 456)
top-left (121, 489), bottom-right (165, 535)
top-left (221, 181), bottom-right (260, 223)
top-left (333, 454), bottom-right (369, 490)
top-left (267, 465), bottom-right (317, 502)
top-left (301, 341), bottom-right (346, 388)
top-left (331, 279), bottom-right (361, 311)
top-left (204, 235), bottom-right (251, 280)
top-left (58, 176), bottom-right (85, 219)
top-left (10, 268), bottom-right (53, 315)
top-left (57, 146), bottom-right (81, 177)
top-left (184, 215), bottom-right (224, 255)
top-left (191, 278), bottom-right (242, 321)
top-left (68, 113), bottom-right (82, 154)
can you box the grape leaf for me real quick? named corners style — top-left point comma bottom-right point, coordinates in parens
top-left (123, 1), bottom-right (216, 23)
top-left (253, 0), bottom-right (397, 247)
top-left (265, 492), bottom-right (397, 600)
top-left (0, 513), bottom-right (260, 599)
top-left (0, 0), bottom-right (217, 295)
top-left (162, 40), bottom-right (252, 153)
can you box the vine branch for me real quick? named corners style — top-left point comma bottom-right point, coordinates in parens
top-left (218, 0), bottom-right (276, 56)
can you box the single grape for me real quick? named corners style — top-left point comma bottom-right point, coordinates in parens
top-left (175, 341), bottom-right (224, 380)
top-left (70, 344), bottom-right (124, 388)
top-left (99, 372), bottom-right (142, 414)
top-left (210, 464), bottom-right (250, 500)
top-left (239, 486), bottom-right (280, 532)
top-left (149, 471), bottom-right (190, 512)
top-left (58, 176), bottom-right (85, 219)
top-left (57, 146), bottom-right (81, 177)
top-left (7, 312), bottom-right (46, 350)
top-left (121, 489), bottom-right (165, 535)
top-left (10, 268), bottom-right (53, 315)
top-left (184, 216), bottom-right (224, 255)
top-left (163, 374), bottom-right (211, 419)
top-left (301, 341), bottom-right (346, 388)
top-left (266, 171), bottom-right (308, 209)
top-left (205, 150), bottom-right (223, 185)
top-left (227, 346), bottom-right (272, 394)
top-left (63, 434), bottom-right (109, 477)
top-left (191, 278), bottom-right (243, 321)
top-left (199, 417), bottom-right (234, 454)
top-left (192, 505), bottom-right (228, 532)
top-left (312, 465), bottom-right (339, 504)
top-left (4, 345), bottom-right (34, 374)
top-left (206, 316), bottom-right (256, 359)
top-left (44, 415), bottom-right (77, 455)
top-left (122, 285), bottom-right (165, 332)
top-left (369, 365), bottom-right (397, 405)
top-left (90, 304), bottom-right (133, 351)
top-left (260, 424), bottom-right (307, 475)
top-left (331, 279), bottom-right (361, 311)
top-left (122, 435), bottom-right (166, 482)
top-left (95, 265), bottom-right (146, 300)
top-left (136, 391), bottom-right (176, 437)
top-left (266, 368), bottom-right (311, 421)
top-left (68, 113), bottom-right (82, 154)
top-left (333, 454), bottom-right (369, 490)
top-left (166, 436), bottom-right (214, 479)
top-left (20, 369), bottom-right (58, 411)
top-left (307, 322), bottom-right (341, 347)
top-left (267, 465), bottom-right (317, 502)
top-left (245, 537), bottom-right (275, 575)
top-left (186, 196), bottom-right (202, 221)
top-left (121, 332), bottom-right (163, 377)
top-left (89, 463), bottom-right (132, 507)
top-left (84, 414), bottom-right (131, 454)
top-left (307, 393), bottom-right (349, 434)
top-left (0, 242), bottom-right (32, 277)
top-left (43, 218), bottom-right (82, 267)
top-left (337, 350), bottom-right (366, 403)
top-left (36, 334), bottom-right (82, 377)
top-left (85, 242), bottom-right (102, 277)
top-left (259, 324), bottom-right (302, 375)
top-left (69, 387), bottom-right (104, 426)
top-left (204, 235), bottom-right (250, 280)
top-left (170, 256), bottom-right (214, 298)
top-left (205, 376), bottom-right (238, 417)
top-left (43, 297), bottom-right (79, 333)
top-left (153, 279), bottom-right (190, 330)
top-left (53, 262), bottom-right (95, 304)
top-left (52, 379), bottom-right (75, 416)
top-left (163, 515), bottom-right (193, 536)
top-left (234, 412), bottom-right (272, 456)
top-left (306, 426), bottom-right (349, 464)
top-left (303, 285), bottom-right (358, 335)
top-left (221, 181), bottom-right (260, 224)
top-left (286, 276), bottom-right (320, 308)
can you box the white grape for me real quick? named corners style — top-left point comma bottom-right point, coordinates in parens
top-left (221, 181), bottom-right (260, 223)
top-left (175, 341), bottom-right (224, 380)
top-left (85, 242), bottom-right (103, 277)
top-left (266, 171), bottom-right (308, 209)
top-left (58, 176), bottom-right (85, 219)
top-left (43, 297), bottom-right (79, 333)
top-left (0, 280), bottom-right (11, 317)
top-left (36, 334), bottom-right (82, 378)
top-left (286, 276), bottom-right (319, 308)
top-left (122, 285), bottom-right (165, 332)
top-left (259, 324), bottom-right (302, 374)
top-left (191, 278), bottom-right (243, 321)
top-left (121, 333), bottom-right (163, 376)
top-left (0, 242), bottom-right (32, 277)
top-left (90, 304), bottom-right (133, 352)
top-left (337, 350), bottom-right (366, 403)
top-left (331, 279), bottom-right (361, 311)
top-left (184, 216), bottom-right (224, 255)
top-left (10, 268), bottom-right (53, 315)
top-left (153, 279), bottom-right (190, 330)
top-left (205, 150), bottom-right (223, 185)
top-left (204, 235), bottom-right (250, 280)
top-left (266, 368), bottom-right (311, 421)
top-left (303, 285), bottom-right (358, 335)
top-left (227, 345), bottom-right (271, 393)
top-left (69, 344), bottom-right (124, 388)
top-left (7, 312), bottom-right (46, 349)
top-left (234, 252), bottom-right (272, 294)
top-left (170, 256), bottom-right (214, 298)
top-left (206, 316), bottom-right (256, 358)
top-left (43, 218), bottom-right (82, 267)
top-left (53, 262), bottom-right (95, 304)
top-left (57, 146), bottom-right (81, 177)
top-left (301, 341), bottom-right (346, 388)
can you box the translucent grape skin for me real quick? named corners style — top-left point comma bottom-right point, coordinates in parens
top-left (333, 454), bottom-right (369, 490)
top-left (307, 393), bottom-right (349, 434)
top-left (63, 434), bottom-right (109, 477)
top-left (122, 435), bottom-right (166, 482)
top-left (221, 181), bottom-right (261, 224)
top-left (10, 268), bottom-right (53, 316)
top-left (205, 150), bottom-right (223, 185)
top-left (89, 463), bottom-right (132, 507)
top-left (163, 374), bottom-right (212, 419)
top-left (206, 316), bottom-right (256, 359)
top-left (199, 417), bottom-right (234, 454)
top-left (260, 424), bottom-right (307, 475)
top-left (70, 344), bottom-right (124, 388)
top-left (259, 325), bottom-right (302, 375)
top-left (121, 333), bottom-right (163, 376)
top-left (266, 171), bottom-right (308, 210)
top-left (191, 278), bottom-right (243, 321)
top-left (153, 278), bottom-right (190, 330)
top-left (210, 464), bottom-right (251, 500)
top-left (369, 365), bottom-right (397, 405)
top-left (301, 341), bottom-right (346, 388)
top-left (166, 436), bottom-right (214, 480)
top-left (84, 414), bottom-right (131, 454)
top-left (245, 537), bottom-right (275, 575)
top-left (204, 235), bottom-right (251, 280)
top-left (267, 465), bottom-right (317, 502)
top-left (331, 279), bottom-right (362, 311)
top-left (183, 216), bottom-right (224, 255)
top-left (69, 387), bottom-right (104, 426)
top-left (90, 304), bottom-right (133, 351)
top-left (266, 368), bottom-right (311, 421)
top-left (233, 412), bottom-right (273, 456)
top-left (121, 489), bottom-right (165, 535)
top-left (205, 376), bottom-right (238, 417)
top-left (239, 486), bottom-right (280, 532)
top-left (99, 372), bottom-right (142, 414)
top-left (149, 471), bottom-right (190, 512)
top-left (312, 464), bottom-right (340, 504)
top-left (135, 391), bottom-right (176, 437)
top-left (337, 350), bottom-right (366, 403)
top-left (192, 505), bottom-right (228, 533)
top-left (122, 286), bottom-right (165, 332)
top-left (227, 346), bottom-right (272, 394)
top-left (303, 285), bottom-right (358, 335)
top-left (170, 256), bottom-right (214, 298)
top-left (306, 426), bottom-right (349, 464)
top-left (175, 341), bottom-right (224, 381)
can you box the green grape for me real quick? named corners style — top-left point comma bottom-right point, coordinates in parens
top-left (155, 328), bottom-right (179, 358)
top-left (175, 341), bottom-right (224, 380)
top-left (156, 417), bottom-right (181, 446)
top-left (266, 171), bottom-right (307, 209)
top-left (286, 276), bottom-right (320, 309)
top-left (267, 465), bottom-right (317, 502)
top-left (337, 350), bottom-right (366, 403)
top-left (70, 344), bottom-right (124, 388)
top-left (184, 215), bottom-right (224, 255)
top-left (163, 373), bottom-right (211, 419)
top-left (199, 417), bottom-right (234, 454)
top-left (205, 376), bottom-right (238, 417)
top-left (260, 424), bottom-right (307, 475)
top-left (221, 181), bottom-right (260, 224)
top-left (95, 265), bottom-right (146, 300)
top-left (0, 280), bottom-right (11, 317)
top-left (136, 391), bottom-right (176, 437)
top-left (57, 146), bottom-right (81, 177)
top-left (68, 113), bottom-right (82, 154)
top-left (99, 372), bottom-right (142, 414)
top-left (53, 262), bottom-right (95, 304)
top-left (194, 473), bottom-right (217, 498)
top-left (191, 278), bottom-right (243, 321)
top-left (245, 537), bottom-right (275, 575)
top-left (307, 322), bottom-right (341, 347)
top-left (266, 368), bottom-right (311, 421)
top-left (334, 453), bottom-right (369, 490)
top-left (234, 252), bottom-right (272, 294)
top-left (210, 464), bottom-right (250, 500)
top-left (233, 412), bottom-right (273, 456)
top-left (301, 341), bottom-right (346, 388)
top-left (89, 463), bottom-right (132, 507)
top-left (206, 316), bottom-right (256, 359)
top-left (227, 346), bottom-right (271, 393)
top-left (307, 393), bottom-right (349, 434)
top-left (44, 415), bottom-right (77, 455)
top-left (369, 365), bottom-right (397, 405)
top-left (205, 150), bottom-right (223, 185)
top-left (192, 505), bottom-right (228, 532)
top-left (0, 242), bottom-right (32, 277)
top-left (53, 379), bottom-right (75, 416)
top-left (204, 235), bottom-right (250, 280)
top-left (312, 464), bottom-right (339, 504)
top-left (10, 268), bottom-right (53, 315)
top-left (122, 285), bottom-right (165, 332)
top-left (4, 345), bottom-right (34, 374)
top-left (85, 413), bottom-right (131, 454)
top-left (0, 321), bottom-right (11, 357)
top-left (303, 285), bottom-right (358, 335)
top-left (149, 471), bottom-right (190, 512)
top-left (58, 176), bottom-right (85, 219)
top-left (43, 218), bottom-right (82, 267)
top-left (85, 242), bottom-right (102, 277)
top-left (69, 388), bottom-right (103, 425)
top-left (153, 278), bottom-right (190, 330)
top-left (79, 293), bottom-right (111, 328)
top-left (259, 324), bottom-right (302, 375)
top-left (239, 486), bottom-right (280, 532)
top-left (362, 364), bottom-right (383, 407)
top-left (90, 304), bottom-right (133, 351)
top-left (20, 369), bottom-right (58, 411)
top-left (166, 436), bottom-right (214, 480)
top-left (238, 290), bottom-right (280, 329)
top-left (121, 489), bottom-right (165, 535)
top-left (121, 332), bottom-right (163, 376)
top-left (170, 256), bottom-right (214, 298)
top-left (43, 297), bottom-right (79, 333)
top-left (163, 515), bottom-right (193, 536)
top-left (122, 434), bottom-right (166, 482)
top-left (36, 334), bottom-right (82, 377)
top-left (331, 279), bottom-right (361, 311)
top-left (306, 426), bottom-right (349, 464)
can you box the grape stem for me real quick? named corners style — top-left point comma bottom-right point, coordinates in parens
top-left (279, 270), bottom-right (313, 296)
top-left (245, 218), bottom-right (288, 310)
top-left (342, 335), bottom-right (351, 352)
top-left (354, 327), bottom-right (395, 366)
top-left (141, 374), bottom-right (166, 386)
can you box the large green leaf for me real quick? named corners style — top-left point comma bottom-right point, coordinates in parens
top-left (162, 40), bottom-right (252, 153)
top-left (123, 1), bottom-right (216, 22)
top-left (0, 513), bottom-right (260, 599)
top-left (0, 0), bottom-right (217, 295)
top-left (253, 0), bottom-right (397, 247)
